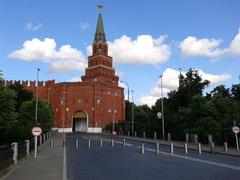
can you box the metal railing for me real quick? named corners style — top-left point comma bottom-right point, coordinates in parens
top-left (0, 131), bottom-right (55, 175)
top-left (0, 144), bottom-right (14, 173)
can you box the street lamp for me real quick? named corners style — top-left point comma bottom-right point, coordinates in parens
top-left (35, 67), bottom-right (40, 124)
top-left (112, 91), bottom-right (115, 133)
top-left (159, 75), bottom-right (165, 140)
top-left (120, 80), bottom-right (129, 101)
top-left (131, 90), bottom-right (134, 135)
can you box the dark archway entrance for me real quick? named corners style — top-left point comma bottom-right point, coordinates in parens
top-left (72, 110), bottom-right (88, 132)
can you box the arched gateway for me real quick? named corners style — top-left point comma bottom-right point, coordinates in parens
top-left (72, 110), bottom-right (88, 132)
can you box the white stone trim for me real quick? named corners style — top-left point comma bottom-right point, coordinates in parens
top-left (58, 128), bottom-right (73, 133)
top-left (87, 127), bottom-right (102, 133)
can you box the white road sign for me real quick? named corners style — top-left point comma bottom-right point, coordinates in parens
top-left (232, 126), bottom-right (240, 134)
top-left (32, 126), bottom-right (42, 136)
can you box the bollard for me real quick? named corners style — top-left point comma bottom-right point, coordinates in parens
top-left (34, 136), bottom-right (38, 158)
top-left (123, 139), bottom-right (126, 147)
top-left (154, 132), bottom-right (157, 139)
top-left (135, 131), bottom-right (137, 137)
top-left (198, 143), bottom-right (202, 155)
top-left (211, 142), bottom-right (215, 154)
top-left (185, 133), bottom-right (189, 143)
top-left (25, 140), bottom-right (30, 156)
top-left (12, 142), bottom-right (18, 165)
top-left (156, 143), bottom-right (160, 154)
top-left (127, 131), bottom-right (130, 136)
top-left (168, 133), bottom-right (171, 141)
top-left (194, 134), bottom-right (198, 144)
top-left (76, 139), bottom-right (79, 149)
top-left (170, 143), bottom-right (174, 154)
top-left (141, 144), bottom-right (145, 154)
top-left (100, 139), bottom-right (103, 147)
top-left (46, 133), bottom-right (48, 140)
top-left (111, 139), bottom-right (114, 147)
top-left (208, 134), bottom-right (213, 145)
top-left (143, 132), bottom-right (146, 138)
top-left (88, 139), bottom-right (91, 148)
top-left (224, 142), bottom-right (228, 152)
top-left (40, 135), bottom-right (42, 145)
top-left (49, 140), bottom-right (54, 148)
top-left (184, 143), bottom-right (188, 154)
top-left (43, 134), bottom-right (46, 143)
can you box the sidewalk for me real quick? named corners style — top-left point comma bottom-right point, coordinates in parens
top-left (1, 134), bottom-right (66, 180)
top-left (118, 135), bottom-right (240, 157)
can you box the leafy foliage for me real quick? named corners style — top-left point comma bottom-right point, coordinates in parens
top-left (0, 87), bottom-right (17, 144)
top-left (124, 68), bottom-right (240, 145)
top-left (8, 81), bottom-right (33, 111)
top-left (0, 72), bottom-right (54, 145)
top-left (16, 99), bottom-right (54, 141)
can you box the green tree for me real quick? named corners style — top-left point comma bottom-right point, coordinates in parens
top-left (0, 69), bottom-right (4, 87)
top-left (207, 96), bottom-right (240, 144)
top-left (210, 85), bottom-right (230, 98)
top-left (0, 87), bottom-right (17, 144)
top-left (178, 69), bottom-right (210, 107)
top-left (231, 84), bottom-right (240, 101)
top-left (16, 99), bottom-right (54, 140)
top-left (8, 81), bottom-right (33, 111)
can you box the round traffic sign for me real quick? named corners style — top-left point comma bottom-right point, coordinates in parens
top-left (32, 126), bottom-right (42, 136)
top-left (232, 126), bottom-right (240, 134)
top-left (157, 112), bottom-right (162, 118)
top-left (112, 131), bottom-right (116, 136)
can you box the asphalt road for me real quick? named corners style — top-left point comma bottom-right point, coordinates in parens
top-left (66, 133), bottom-right (240, 180)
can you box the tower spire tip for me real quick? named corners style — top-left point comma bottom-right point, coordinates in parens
top-left (97, 4), bottom-right (103, 14)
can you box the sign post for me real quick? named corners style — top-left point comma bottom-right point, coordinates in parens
top-left (232, 126), bottom-right (240, 151)
top-left (32, 126), bottom-right (43, 158)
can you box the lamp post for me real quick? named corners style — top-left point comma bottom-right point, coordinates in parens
top-left (120, 80), bottom-right (129, 101)
top-left (35, 67), bottom-right (40, 124)
top-left (112, 91), bottom-right (115, 133)
top-left (131, 90), bottom-right (134, 135)
top-left (159, 75), bottom-right (165, 140)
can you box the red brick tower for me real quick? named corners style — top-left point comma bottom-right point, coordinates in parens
top-left (82, 5), bottom-right (119, 86)
top-left (11, 5), bottom-right (125, 133)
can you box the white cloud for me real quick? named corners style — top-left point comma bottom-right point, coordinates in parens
top-left (138, 68), bottom-right (231, 107)
top-left (69, 77), bottom-right (82, 82)
top-left (116, 71), bottom-right (124, 79)
top-left (229, 29), bottom-right (240, 55)
top-left (139, 96), bottom-right (158, 108)
top-left (8, 38), bottom-right (87, 72)
top-left (87, 34), bottom-right (171, 65)
top-left (25, 22), bottom-right (42, 31)
top-left (199, 70), bottom-right (231, 85)
top-left (79, 22), bottom-right (90, 30)
top-left (179, 29), bottom-right (240, 59)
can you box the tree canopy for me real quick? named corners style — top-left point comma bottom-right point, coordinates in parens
top-left (124, 68), bottom-right (240, 145)
top-left (0, 71), bottom-right (54, 145)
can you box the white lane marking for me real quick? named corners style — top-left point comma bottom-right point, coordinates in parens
top-left (126, 143), bottom-right (134, 147)
top-left (145, 147), bottom-right (240, 171)
top-left (80, 136), bottom-right (240, 171)
top-left (146, 148), bottom-right (156, 153)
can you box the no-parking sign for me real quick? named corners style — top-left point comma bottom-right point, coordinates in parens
top-left (232, 126), bottom-right (240, 134)
top-left (32, 126), bottom-right (42, 136)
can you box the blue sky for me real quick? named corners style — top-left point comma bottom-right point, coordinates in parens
top-left (0, 0), bottom-right (240, 106)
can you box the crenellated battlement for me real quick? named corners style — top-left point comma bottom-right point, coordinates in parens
top-left (4, 80), bottom-right (56, 88)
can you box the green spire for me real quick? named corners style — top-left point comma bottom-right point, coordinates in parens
top-left (94, 5), bottom-right (106, 43)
